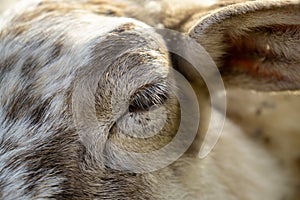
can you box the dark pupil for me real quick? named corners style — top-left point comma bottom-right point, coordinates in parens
top-left (129, 84), bottom-right (168, 113)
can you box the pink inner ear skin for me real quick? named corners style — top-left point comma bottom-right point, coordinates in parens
top-left (227, 57), bottom-right (285, 81)
top-left (218, 23), bottom-right (300, 85)
top-left (222, 37), bottom-right (286, 81)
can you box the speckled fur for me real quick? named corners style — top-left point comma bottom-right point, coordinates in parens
top-left (0, 0), bottom-right (299, 200)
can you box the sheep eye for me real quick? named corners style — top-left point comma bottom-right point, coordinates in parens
top-left (129, 83), bottom-right (169, 113)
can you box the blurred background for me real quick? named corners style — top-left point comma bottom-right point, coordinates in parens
top-left (0, 0), bottom-right (19, 13)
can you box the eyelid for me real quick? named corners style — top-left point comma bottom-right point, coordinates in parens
top-left (129, 83), bottom-right (169, 113)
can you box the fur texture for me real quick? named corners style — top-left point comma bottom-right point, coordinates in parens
top-left (0, 0), bottom-right (299, 199)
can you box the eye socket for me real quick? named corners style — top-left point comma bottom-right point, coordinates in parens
top-left (129, 83), bottom-right (169, 113)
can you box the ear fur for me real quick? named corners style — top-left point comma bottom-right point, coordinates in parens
top-left (183, 0), bottom-right (300, 91)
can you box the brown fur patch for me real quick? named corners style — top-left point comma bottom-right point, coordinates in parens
top-left (50, 40), bottom-right (64, 61)
top-left (0, 54), bottom-right (19, 81)
top-left (21, 56), bottom-right (41, 80)
top-left (5, 84), bottom-right (38, 123)
top-left (110, 23), bottom-right (136, 34)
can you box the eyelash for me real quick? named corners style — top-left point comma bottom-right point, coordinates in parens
top-left (128, 83), bottom-right (169, 113)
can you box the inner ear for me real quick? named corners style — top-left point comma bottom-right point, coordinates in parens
top-left (185, 1), bottom-right (300, 91)
top-left (220, 24), bottom-right (300, 91)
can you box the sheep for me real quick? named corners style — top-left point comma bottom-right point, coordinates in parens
top-left (0, 0), bottom-right (299, 199)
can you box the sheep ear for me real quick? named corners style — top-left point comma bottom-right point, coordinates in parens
top-left (184, 0), bottom-right (300, 91)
